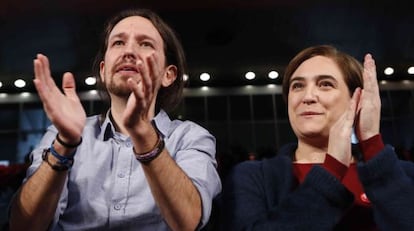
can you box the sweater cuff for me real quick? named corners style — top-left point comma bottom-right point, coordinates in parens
top-left (323, 154), bottom-right (348, 180)
top-left (359, 134), bottom-right (385, 161)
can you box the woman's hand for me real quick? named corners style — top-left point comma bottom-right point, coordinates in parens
top-left (355, 54), bottom-right (381, 141)
top-left (327, 88), bottom-right (361, 166)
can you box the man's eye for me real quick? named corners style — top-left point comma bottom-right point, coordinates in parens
top-left (141, 41), bottom-right (153, 48)
top-left (112, 40), bottom-right (124, 46)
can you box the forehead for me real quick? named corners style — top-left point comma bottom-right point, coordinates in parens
top-left (109, 16), bottom-right (163, 43)
top-left (292, 55), bottom-right (344, 81)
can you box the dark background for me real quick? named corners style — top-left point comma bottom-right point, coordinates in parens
top-left (0, 0), bottom-right (413, 90)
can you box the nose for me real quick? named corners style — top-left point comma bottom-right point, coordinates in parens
top-left (302, 85), bottom-right (317, 104)
top-left (122, 43), bottom-right (137, 62)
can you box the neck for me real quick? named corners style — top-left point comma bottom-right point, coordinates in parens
top-left (294, 140), bottom-right (327, 163)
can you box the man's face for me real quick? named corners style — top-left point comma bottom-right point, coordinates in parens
top-left (99, 16), bottom-right (167, 97)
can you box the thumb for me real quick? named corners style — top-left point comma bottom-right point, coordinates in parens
top-left (62, 72), bottom-right (78, 98)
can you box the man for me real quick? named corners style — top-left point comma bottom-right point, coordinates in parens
top-left (9, 9), bottom-right (221, 231)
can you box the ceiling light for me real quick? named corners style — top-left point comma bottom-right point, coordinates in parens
top-left (0, 81), bottom-right (2, 88)
top-left (85, 76), bottom-right (96, 85)
top-left (20, 92), bottom-right (30, 97)
top-left (408, 66), bottom-right (414, 75)
top-left (200, 73), bottom-right (210, 81)
top-left (245, 71), bottom-right (255, 80)
top-left (183, 74), bottom-right (189, 81)
top-left (268, 71), bottom-right (279, 79)
top-left (384, 67), bottom-right (394, 75)
top-left (14, 79), bottom-right (26, 88)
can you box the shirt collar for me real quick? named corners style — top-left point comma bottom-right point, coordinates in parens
top-left (97, 109), bottom-right (172, 141)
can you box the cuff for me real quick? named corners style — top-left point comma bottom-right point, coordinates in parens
top-left (359, 134), bottom-right (385, 161)
top-left (323, 154), bottom-right (348, 180)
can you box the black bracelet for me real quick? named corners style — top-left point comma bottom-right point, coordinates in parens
top-left (56, 134), bottom-right (82, 148)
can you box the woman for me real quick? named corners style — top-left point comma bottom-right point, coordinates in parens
top-left (221, 45), bottom-right (414, 230)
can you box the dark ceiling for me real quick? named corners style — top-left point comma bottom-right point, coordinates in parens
top-left (0, 0), bottom-right (413, 92)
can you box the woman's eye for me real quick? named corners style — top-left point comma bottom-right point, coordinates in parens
top-left (319, 81), bottom-right (334, 88)
top-left (291, 82), bottom-right (303, 90)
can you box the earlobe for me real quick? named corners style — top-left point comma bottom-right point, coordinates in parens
top-left (99, 61), bottom-right (105, 83)
top-left (162, 65), bottom-right (177, 87)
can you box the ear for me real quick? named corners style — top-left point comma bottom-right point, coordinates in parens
top-left (99, 61), bottom-right (105, 83)
top-left (161, 65), bottom-right (177, 87)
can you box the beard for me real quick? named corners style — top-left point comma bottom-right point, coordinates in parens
top-left (105, 76), bottom-right (133, 98)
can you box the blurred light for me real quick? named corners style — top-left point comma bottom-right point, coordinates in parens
top-left (0, 93), bottom-right (7, 98)
top-left (268, 71), bottom-right (279, 79)
top-left (267, 84), bottom-right (276, 88)
top-left (183, 74), bottom-right (189, 81)
top-left (0, 81), bottom-right (2, 88)
top-left (408, 66), bottom-right (414, 75)
top-left (14, 79), bottom-right (26, 88)
top-left (380, 80), bottom-right (387, 85)
top-left (245, 71), bottom-right (256, 80)
top-left (85, 76), bottom-right (96, 85)
top-left (201, 86), bottom-right (209, 91)
top-left (200, 73), bottom-right (210, 82)
top-left (384, 67), bottom-right (394, 75)
top-left (20, 92), bottom-right (30, 97)
top-left (89, 90), bottom-right (98, 95)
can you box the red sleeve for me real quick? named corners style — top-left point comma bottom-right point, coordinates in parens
top-left (359, 134), bottom-right (385, 161)
top-left (322, 154), bottom-right (348, 180)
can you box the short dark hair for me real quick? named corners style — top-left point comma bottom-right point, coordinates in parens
top-left (93, 8), bottom-right (187, 113)
top-left (282, 45), bottom-right (363, 102)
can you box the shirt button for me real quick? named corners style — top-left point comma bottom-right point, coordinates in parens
top-left (125, 142), bottom-right (132, 147)
top-left (117, 172), bottom-right (125, 178)
top-left (114, 204), bottom-right (122, 210)
top-left (360, 193), bottom-right (371, 204)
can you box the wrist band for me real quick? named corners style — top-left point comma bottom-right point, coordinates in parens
top-left (134, 121), bottom-right (165, 163)
top-left (56, 134), bottom-right (82, 148)
top-left (42, 145), bottom-right (75, 171)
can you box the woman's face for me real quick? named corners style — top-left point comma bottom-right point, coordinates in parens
top-left (287, 55), bottom-right (352, 141)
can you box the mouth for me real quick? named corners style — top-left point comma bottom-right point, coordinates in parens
top-left (115, 64), bottom-right (139, 74)
top-left (299, 111), bottom-right (322, 116)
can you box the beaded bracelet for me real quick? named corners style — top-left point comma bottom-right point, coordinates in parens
top-left (133, 121), bottom-right (165, 163)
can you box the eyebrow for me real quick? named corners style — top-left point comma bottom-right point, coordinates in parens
top-left (289, 74), bottom-right (337, 85)
top-left (108, 32), bottom-right (156, 43)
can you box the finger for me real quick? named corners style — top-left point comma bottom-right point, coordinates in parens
top-left (127, 78), bottom-right (146, 108)
top-left (38, 54), bottom-right (52, 80)
top-left (33, 78), bottom-right (48, 102)
top-left (36, 54), bottom-right (59, 92)
top-left (363, 54), bottom-right (379, 94)
top-left (33, 57), bottom-right (50, 100)
top-left (350, 88), bottom-right (361, 119)
top-left (147, 52), bottom-right (159, 84)
top-left (138, 57), bottom-right (151, 94)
